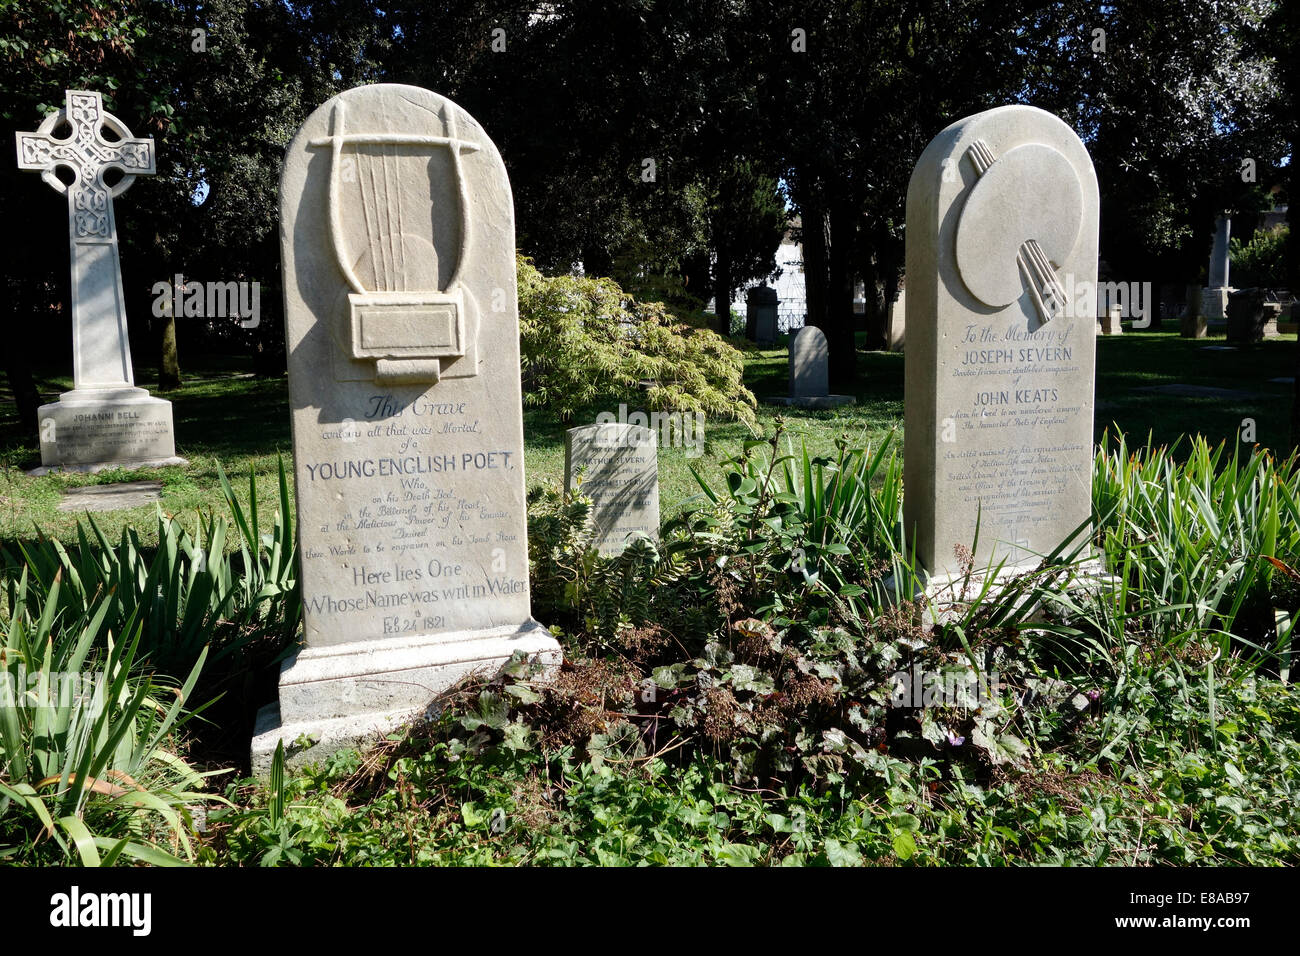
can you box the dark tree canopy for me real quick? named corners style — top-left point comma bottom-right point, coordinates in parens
top-left (1, 0), bottom-right (1290, 409)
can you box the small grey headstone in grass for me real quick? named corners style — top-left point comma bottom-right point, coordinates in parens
top-left (564, 423), bottom-right (660, 556)
top-left (903, 105), bottom-right (1098, 581)
top-left (1100, 305), bottom-right (1123, 335)
top-left (764, 325), bottom-right (855, 408)
top-left (252, 83), bottom-right (559, 772)
top-left (57, 480), bottom-right (163, 513)
top-left (15, 91), bottom-right (185, 474)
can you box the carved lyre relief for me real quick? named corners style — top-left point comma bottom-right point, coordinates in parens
top-left (309, 96), bottom-right (481, 384)
top-left (955, 139), bottom-right (1084, 326)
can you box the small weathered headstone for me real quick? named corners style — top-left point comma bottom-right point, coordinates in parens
top-left (564, 423), bottom-right (659, 556)
top-left (903, 105), bottom-right (1098, 581)
top-left (764, 325), bottom-right (855, 408)
top-left (888, 288), bottom-right (906, 351)
top-left (15, 90), bottom-right (185, 474)
top-left (252, 83), bottom-right (560, 770)
top-left (1101, 305), bottom-right (1123, 335)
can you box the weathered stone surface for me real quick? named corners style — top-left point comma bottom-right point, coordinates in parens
top-left (564, 423), bottom-right (659, 556)
top-left (16, 90), bottom-right (182, 474)
top-left (903, 105), bottom-right (1098, 579)
top-left (253, 83), bottom-right (559, 770)
top-left (57, 479), bottom-right (163, 513)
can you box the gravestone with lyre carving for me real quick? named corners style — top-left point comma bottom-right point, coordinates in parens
top-left (903, 105), bottom-right (1098, 585)
top-left (15, 90), bottom-right (184, 473)
top-left (252, 83), bottom-right (560, 771)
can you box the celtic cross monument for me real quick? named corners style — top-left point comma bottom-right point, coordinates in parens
top-left (15, 89), bottom-right (184, 472)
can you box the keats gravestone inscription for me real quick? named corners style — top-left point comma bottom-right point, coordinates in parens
top-left (564, 423), bottom-right (660, 556)
top-left (253, 83), bottom-right (559, 770)
top-left (903, 105), bottom-right (1098, 580)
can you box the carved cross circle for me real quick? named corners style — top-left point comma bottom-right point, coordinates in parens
top-left (15, 90), bottom-right (155, 240)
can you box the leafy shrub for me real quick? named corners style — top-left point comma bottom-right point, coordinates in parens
top-left (517, 255), bottom-right (756, 426)
top-left (208, 434), bottom-right (1300, 866)
top-left (1229, 224), bottom-right (1290, 288)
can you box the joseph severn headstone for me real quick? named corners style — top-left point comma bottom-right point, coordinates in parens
top-left (15, 90), bottom-right (184, 473)
top-left (903, 104), bottom-right (1098, 584)
top-left (564, 422), bottom-right (660, 556)
top-left (252, 84), bottom-right (561, 770)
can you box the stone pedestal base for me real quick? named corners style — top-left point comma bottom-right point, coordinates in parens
top-left (251, 620), bottom-right (561, 774)
top-left (31, 388), bottom-right (185, 474)
top-left (763, 394), bottom-right (857, 409)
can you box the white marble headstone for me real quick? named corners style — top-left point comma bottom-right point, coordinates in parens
top-left (253, 83), bottom-right (560, 770)
top-left (15, 90), bottom-right (184, 473)
top-left (564, 422), bottom-right (660, 555)
top-left (903, 105), bottom-right (1098, 580)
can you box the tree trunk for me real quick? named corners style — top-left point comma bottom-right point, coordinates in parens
top-left (713, 250), bottom-right (733, 337)
top-left (5, 358), bottom-right (40, 438)
top-left (824, 199), bottom-right (857, 389)
top-left (159, 312), bottom-right (182, 391)
top-left (801, 203), bottom-right (828, 333)
top-left (860, 247), bottom-right (888, 351)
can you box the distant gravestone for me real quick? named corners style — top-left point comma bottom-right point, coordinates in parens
top-left (764, 325), bottom-right (855, 408)
top-left (888, 289), bottom-right (906, 351)
top-left (15, 90), bottom-right (184, 474)
top-left (1227, 289), bottom-right (1268, 344)
top-left (1101, 304), bottom-right (1123, 335)
top-left (252, 83), bottom-right (560, 770)
top-left (747, 286), bottom-right (778, 344)
top-left (564, 423), bottom-right (659, 555)
top-left (903, 105), bottom-right (1098, 580)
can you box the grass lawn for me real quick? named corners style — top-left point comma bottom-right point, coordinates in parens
top-left (0, 323), bottom-right (1293, 549)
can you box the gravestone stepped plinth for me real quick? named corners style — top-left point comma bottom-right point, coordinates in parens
top-left (903, 104), bottom-right (1099, 604)
top-left (16, 91), bottom-right (184, 474)
top-left (764, 326), bottom-right (856, 408)
top-left (252, 84), bottom-right (560, 772)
